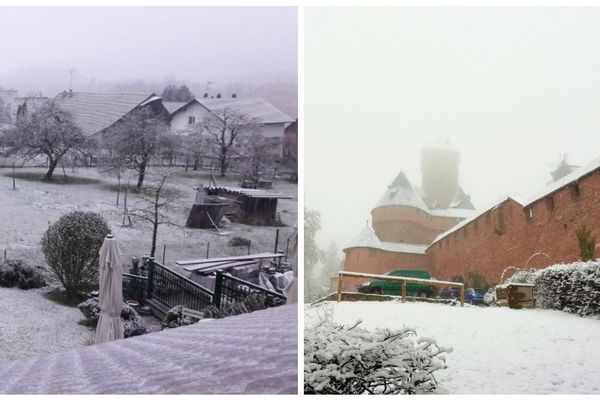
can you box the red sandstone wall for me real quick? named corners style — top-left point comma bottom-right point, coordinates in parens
top-left (342, 247), bottom-right (431, 291)
top-left (371, 206), bottom-right (460, 244)
top-left (429, 171), bottom-right (600, 284)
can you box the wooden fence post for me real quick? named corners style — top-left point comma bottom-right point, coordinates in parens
top-left (402, 280), bottom-right (406, 303)
top-left (337, 273), bottom-right (343, 302)
top-left (213, 272), bottom-right (223, 308)
top-left (460, 285), bottom-right (464, 307)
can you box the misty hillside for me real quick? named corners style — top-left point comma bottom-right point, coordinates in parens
top-left (0, 67), bottom-right (297, 118)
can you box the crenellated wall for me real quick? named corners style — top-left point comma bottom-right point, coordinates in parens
top-left (429, 170), bottom-right (600, 283)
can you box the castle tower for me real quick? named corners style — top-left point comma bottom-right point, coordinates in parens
top-left (420, 141), bottom-right (460, 209)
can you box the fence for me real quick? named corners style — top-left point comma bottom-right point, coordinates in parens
top-left (122, 272), bottom-right (148, 304)
top-left (213, 271), bottom-right (287, 309)
top-left (146, 259), bottom-right (214, 313)
top-left (337, 271), bottom-right (465, 307)
top-left (125, 258), bottom-right (287, 315)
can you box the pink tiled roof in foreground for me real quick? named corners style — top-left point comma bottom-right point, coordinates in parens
top-left (0, 305), bottom-right (297, 394)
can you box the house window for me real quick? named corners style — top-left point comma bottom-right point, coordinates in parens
top-left (188, 116), bottom-right (196, 125)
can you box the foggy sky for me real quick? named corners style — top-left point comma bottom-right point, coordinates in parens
top-left (0, 7), bottom-right (297, 95)
top-left (305, 7), bottom-right (600, 251)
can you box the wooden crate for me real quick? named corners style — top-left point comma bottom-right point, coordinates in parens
top-left (508, 284), bottom-right (535, 309)
top-left (496, 286), bottom-right (509, 307)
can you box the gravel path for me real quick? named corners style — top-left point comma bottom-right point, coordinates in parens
top-left (0, 287), bottom-right (93, 362)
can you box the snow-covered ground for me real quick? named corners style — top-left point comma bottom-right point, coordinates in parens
top-left (305, 301), bottom-right (600, 394)
top-left (0, 167), bottom-right (297, 276)
top-left (0, 287), bottom-right (92, 362)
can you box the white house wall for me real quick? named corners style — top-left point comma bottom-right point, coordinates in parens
top-left (170, 102), bottom-right (212, 133)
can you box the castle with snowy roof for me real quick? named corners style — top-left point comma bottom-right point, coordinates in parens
top-left (342, 142), bottom-right (600, 288)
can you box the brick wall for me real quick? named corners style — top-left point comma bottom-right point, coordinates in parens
top-left (342, 247), bottom-right (430, 290)
top-left (429, 170), bottom-right (600, 283)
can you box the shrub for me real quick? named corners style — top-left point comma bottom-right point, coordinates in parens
top-left (0, 259), bottom-right (46, 289)
top-left (227, 236), bottom-right (251, 247)
top-left (78, 297), bottom-right (148, 338)
top-left (576, 226), bottom-right (596, 262)
top-left (507, 260), bottom-right (600, 317)
top-left (41, 211), bottom-right (111, 296)
top-left (304, 320), bottom-right (449, 394)
top-left (451, 271), bottom-right (489, 289)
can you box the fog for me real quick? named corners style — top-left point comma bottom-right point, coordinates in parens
top-left (0, 6), bottom-right (297, 112)
top-left (305, 7), bottom-right (600, 250)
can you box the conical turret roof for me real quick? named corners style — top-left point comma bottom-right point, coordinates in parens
top-left (346, 224), bottom-right (382, 250)
top-left (374, 171), bottom-right (429, 212)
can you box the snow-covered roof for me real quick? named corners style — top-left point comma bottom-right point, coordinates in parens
top-left (162, 101), bottom-right (188, 114)
top-left (374, 172), bottom-right (475, 220)
top-left (0, 305), bottom-right (297, 394)
top-left (431, 195), bottom-right (525, 245)
top-left (374, 171), bottom-right (430, 212)
top-left (347, 225), bottom-right (383, 250)
top-left (429, 208), bottom-right (477, 219)
top-left (345, 225), bottom-right (428, 255)
top-left (54, 91), bottom-right (161, 137)
top-left (524, 156), bottom-right (600, 207)
top-left (200, 97), bottom-right (294, 124)
top-left (381, 241), bottom-right (428, 255)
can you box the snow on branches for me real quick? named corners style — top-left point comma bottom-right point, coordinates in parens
top-left (507, 260), bottom-right (600, 317)
top-left (304, 314), bottom-right (449, 394)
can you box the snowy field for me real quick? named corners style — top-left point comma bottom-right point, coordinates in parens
top-left (0, 167), bottom-right (297, 276)
top-left (305, 301), bottom-right (600, 394)
top-left (0, 287), bottom-right (92, 362)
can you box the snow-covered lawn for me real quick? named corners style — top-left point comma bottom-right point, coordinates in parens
top-left (305, 301), bottom-right (600, 394)
top-left (0, 287), bottom-right (92, 362)
top-left (0, 167), bottom-right (297, 275)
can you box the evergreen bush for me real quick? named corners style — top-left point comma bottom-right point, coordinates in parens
top-left (41, 211), bottom-right (111, 296)
top-left (0, 259), bottom-right (46, 289)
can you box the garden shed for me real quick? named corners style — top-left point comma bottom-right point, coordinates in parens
top-left (186, 188), bottom-right (233, 229)
top-left (206, 186), bottom-right (292, 226)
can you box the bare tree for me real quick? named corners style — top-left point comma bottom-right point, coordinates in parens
top-left (3, 101), bottom-right (86, 181)
top-left (0, 97), bottom-right (11, 124)
top-left (103, 107), bottom-right (174, 188)
top-left (129, 168), bottom-right (182, 258)
top-left (239, 132), bottom-right (276, 184)
top-left (180, 133), bottom-right (208, 171)
top-left (196, 107), bottom-right (262, 177)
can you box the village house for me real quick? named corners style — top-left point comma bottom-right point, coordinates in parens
top-left (342, 144), bottom-right (600, 289)
top-left (165, 96), bottom-right (295, 158)
top-left (53, 91), bottom-right (169, 138)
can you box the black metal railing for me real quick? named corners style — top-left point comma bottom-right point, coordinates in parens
top-left (122, 272), bottom-right (148, 303)
top-left (147, 259), bottom-right (214, 312)
top-left (213, 272), bottom-right (287, 309)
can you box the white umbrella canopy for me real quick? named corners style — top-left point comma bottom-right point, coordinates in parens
top-left (95, 234), bottom-right (124, 344)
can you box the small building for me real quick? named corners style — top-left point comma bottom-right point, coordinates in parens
top-left (207, 186), bottom-right (292, 226)
top-left (166, 96), bottom-right (295, 159)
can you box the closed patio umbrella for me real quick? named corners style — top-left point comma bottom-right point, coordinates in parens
top-left (284, 228), bottom-right (298, 304)
top-left (95, 234), bottom-right (124, 344)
